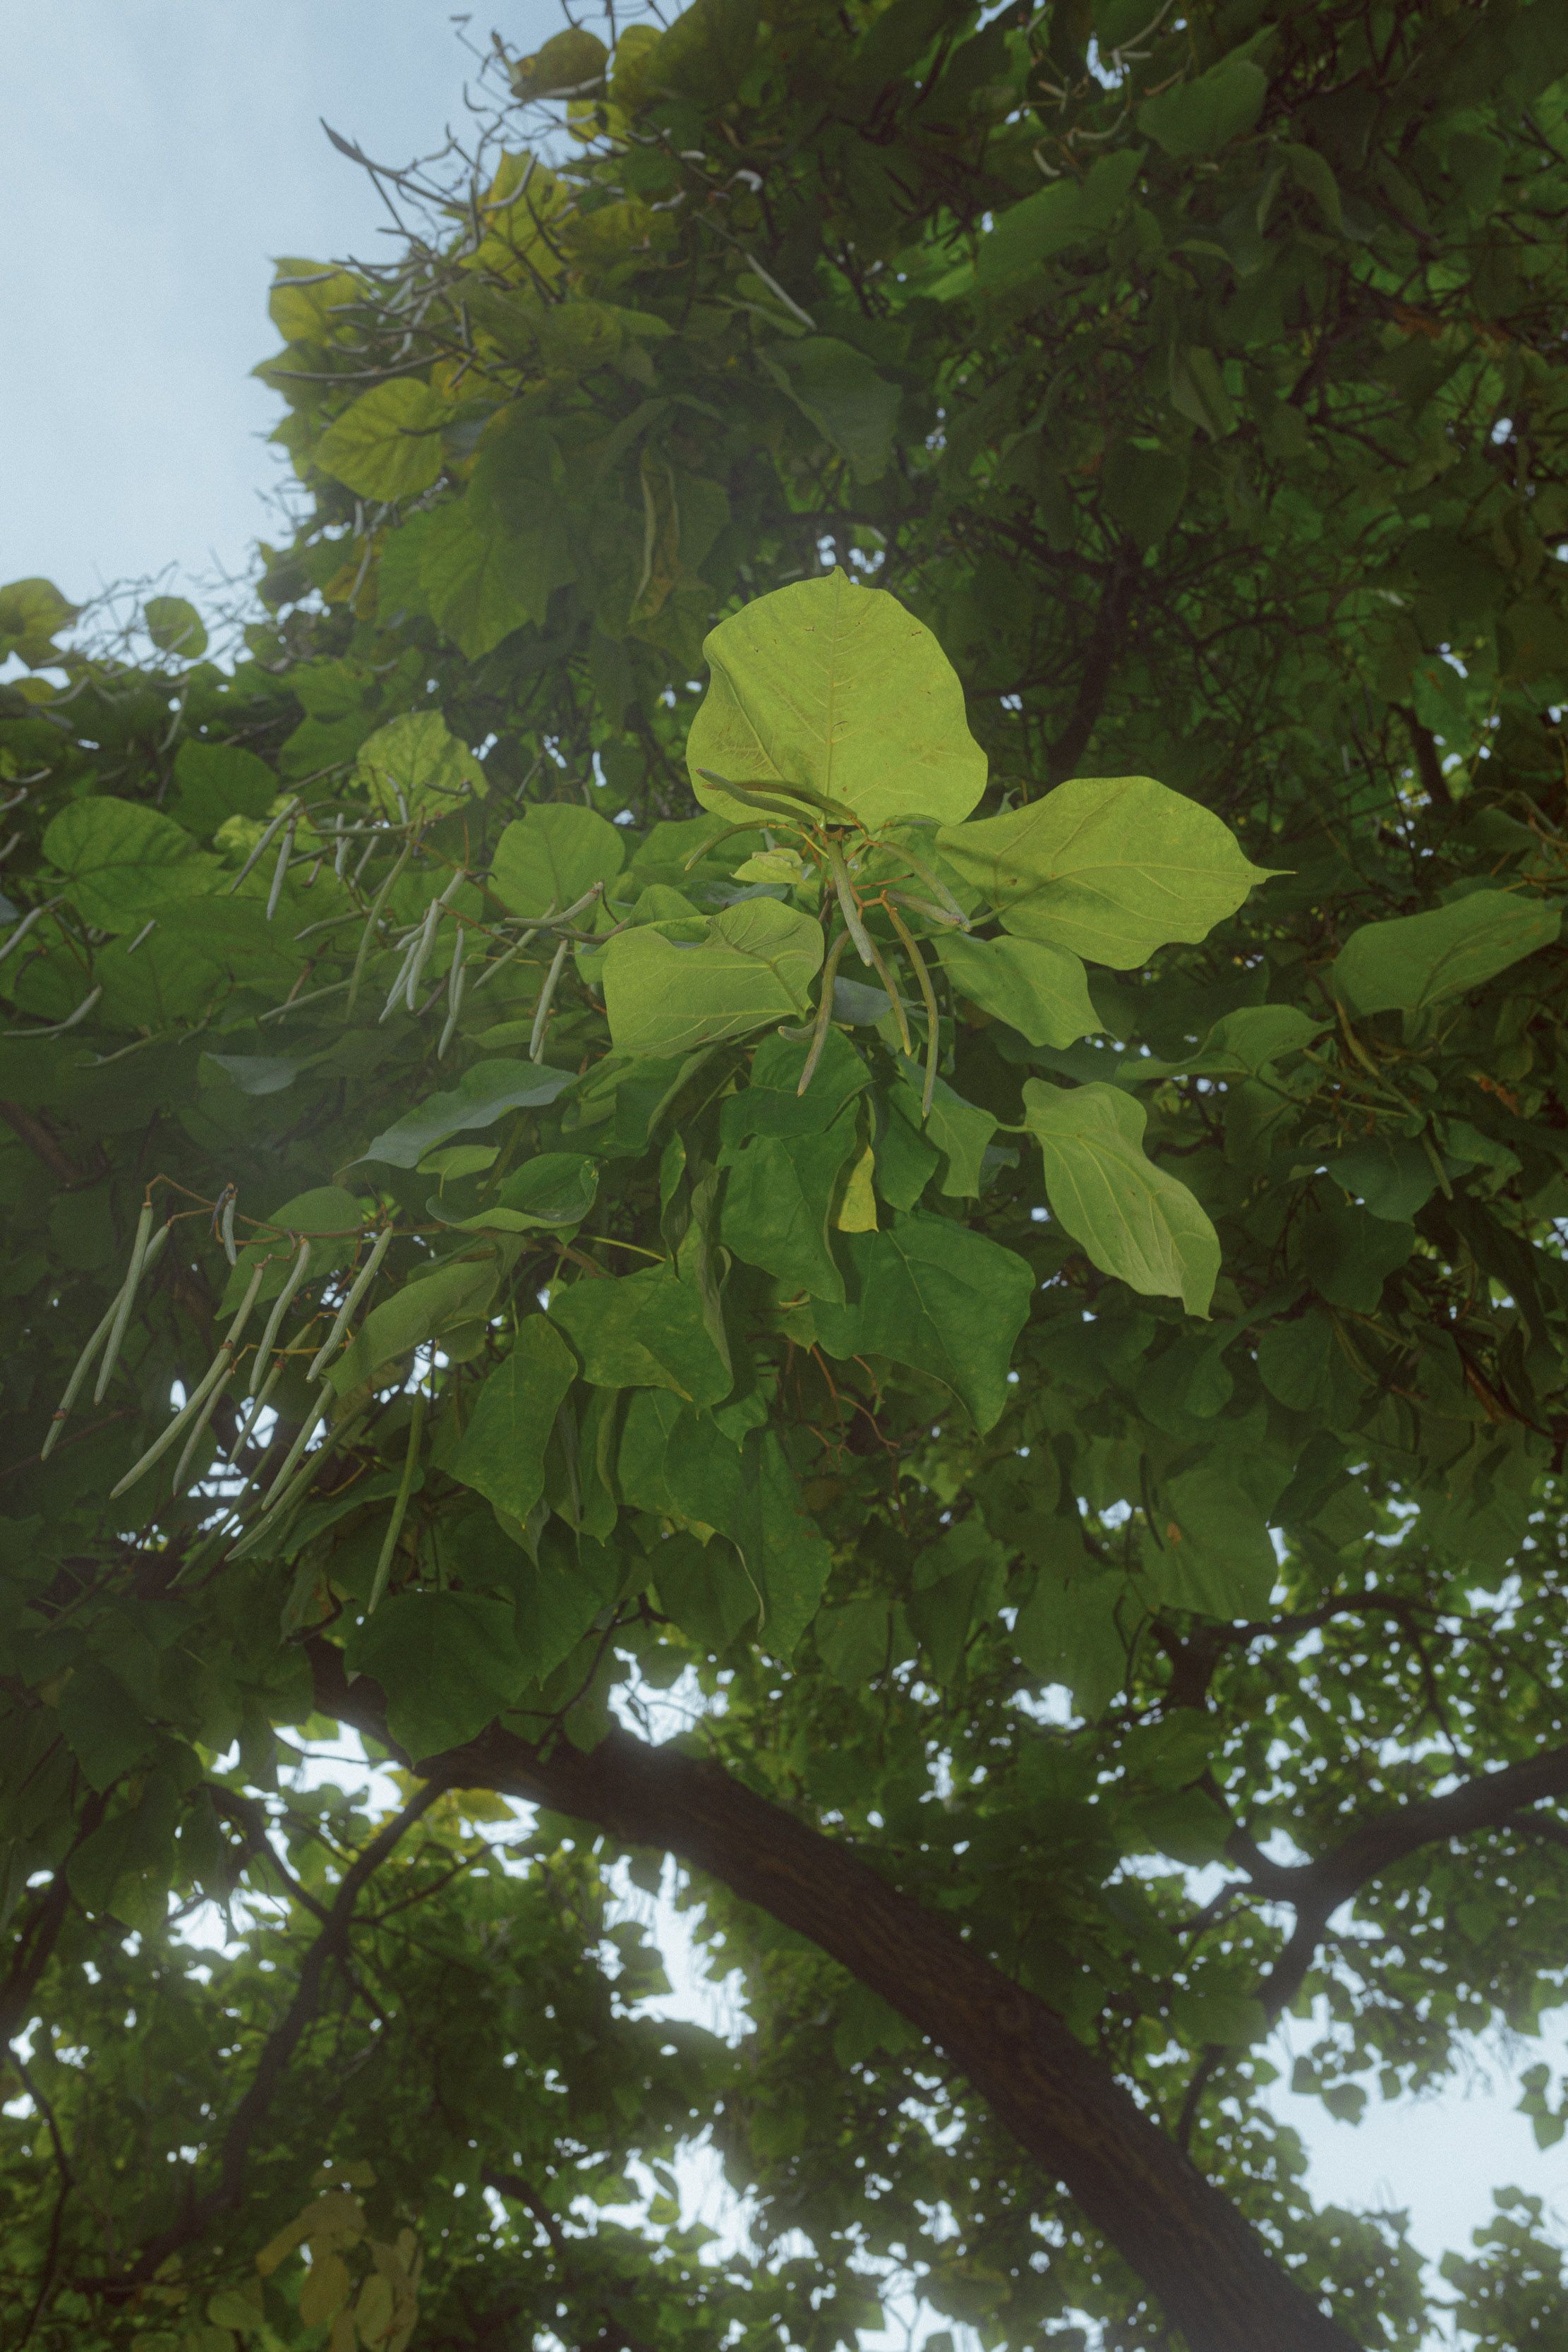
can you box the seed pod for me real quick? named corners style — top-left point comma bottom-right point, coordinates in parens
top-left (368, 1386), bottom-right (427, 1612)
top-left (219, 1186), bottom-right (239, 1267)
top-left (231, 1233), bottom-right (313, 1455)
top-left (227, 1358), bottom-right (284, 1466)
top-left (346, 839), bottom-right (415, 1013)
top-left (125, 918), bottom-right (158, 955)
top-left (8, 985), bottom-right (104, 1040)
top-left (169, 1365), bottom-right (236, 1497)
top-left (43, 1224), bottom-right (171, 1457)
top-left (530, 936), bottom-right (570, 1063)
top-left (93, 1201), bottom-right (155, 1406)
top-left (229, 1401), bottom-right (367, 1558)
top-left (253, 1377), bottom-right (334, 1509)
top-left (824, 843), bottom-right (876, 967)
top-left (437, 927), bottom-right (466, 1059)
top-left (227, 799), bottom-right (298, 895)
top-left (404, 897), bottom-right (442, 1013)
top-left (109, 1258), bottom-right (268, 1499)
top-left (885, 903), bottom-right (942, 1117)
top-left (472, 921), bottom-right (543, 993)
top-left (265, 817), bottom-right (298, 920)
top-left (797, 929), bottom-right (852, 1098)
top-left (333, 814), bottom-right (349, 879)
top-left (0, 896), bottom-right (65, 968)
top-left (306, 1226), bottom-right (394, 1381)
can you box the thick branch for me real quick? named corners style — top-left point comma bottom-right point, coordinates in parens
top-left (1239, 1741), bottom-right (1568, 2018)
top-left (0, 1795), bottom-right (107, 2056)
top-left (310, 1643), bottom-right (1356, 2352)
top-left (1045, 546), bottom-right (1140, 783)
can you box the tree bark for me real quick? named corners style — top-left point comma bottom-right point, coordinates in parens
top-left (311, 1647), bottom-right (1358, 2352)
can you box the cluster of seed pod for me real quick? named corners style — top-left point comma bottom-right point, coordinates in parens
top-left (44, 1196), bottom-right (399, 1566)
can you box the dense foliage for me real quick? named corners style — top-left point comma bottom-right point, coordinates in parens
top-left (6, 1), bottom-right (1568, 2346)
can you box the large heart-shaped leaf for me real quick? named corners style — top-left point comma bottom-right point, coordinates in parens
top-left (687, 571), bottom-right (987, 830)
top-left (602, 899), bottom-right (824, 1058)
top-left (1330, 889), bottom-right (1560, 1015)
top-left (1023, 1078), bottom-right (1219, 1315)
top-left (937, 776), bottom-right (1273, 967)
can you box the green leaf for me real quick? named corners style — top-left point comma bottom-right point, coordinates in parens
top-left (358, 1061), bottom-right (575, 1167)
top-left (891, 1073), bottom-right (996, 1199)
top-left (1330, 890), bottom-right (1560, 1015)
top-left (937, 776), bottom-right (1272, 967)
top-left (687, 571), bottom-right (987, 830)
top-left (490, 804), bottom-right (626, 920)
top-left (1102, 442), bottom-right (1189, 550)
top-left (972, 148), bottom-right (1145, 291)
top-left (550, 1266), bottom-right (732, 1406)
top-left (760, 337), bottom-right (901, 482)
top-left (1168, 346), bottom-right (1238, 440)
top-left (419, 412), bottom-right (576, 658)
top-left (169, 741), bottom-right (279, 838)
top-left (936, 931), bottom-right (1101, 1047)
top-left (602, 899), bottom-right (824, 1059)
top-left (662, 1422), bottom-right (832, 1656)
top-left (452, 1154), bottom-right (599, 1232)
top-left (344, 1591), bottom-right (525, 1757)
top-left (0, 574), bottom-right (79, 666)
top-left (315, 378), bottom-right (451, 500)
top-left (720, 1102), bottom-right (860, 1301)
top-left (815, 1214), bottom-right (1033, 1432)
top-left (1015, 1561), bottom-right (1129, 1718)
top-left (356, 708), bottom-right (485, 820)
top-left (1147, 1461), bottom-right (1277, 1618)
top-left (448, 1316), bottom-right (579, 1523)
top-left (44, 797), bottom-right (218, 933)
top-left (1170, 1986), bottom-right (1267, 2046)
top-left (1121, 1005), bottom-right (1326, 1081)
top-left (1022, 1079), bottom-right (1219, 1315)
top-left (143, 595), bottom-right (208, 660)
top-left (330, 1255), bottom-right (501, 1397)
top-left (1137, 56), bottom-right (1267, 157)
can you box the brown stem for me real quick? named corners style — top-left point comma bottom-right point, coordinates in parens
top-left (1046, 546), bottom-right (1140, 783)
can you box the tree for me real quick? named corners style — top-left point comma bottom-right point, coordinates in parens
top-left (4, 1), bottom-right (1568, 2345)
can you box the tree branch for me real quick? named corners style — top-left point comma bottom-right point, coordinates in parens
top-left (1046, 545), bottom-right (1141, 783)
top-left (310, 1641), bottom-right (1357, 2352)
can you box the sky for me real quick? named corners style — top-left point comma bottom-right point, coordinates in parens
top-left (1, 1), bottom-right (556, 604)
top-left (4, 4), bottom-right (1568, 2334)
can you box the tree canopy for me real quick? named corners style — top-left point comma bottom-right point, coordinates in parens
top-left (6, 2), bottom-right (1568, 2347)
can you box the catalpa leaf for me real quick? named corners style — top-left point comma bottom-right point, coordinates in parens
top-left (814, 1214), bottom-right (1032, 1433)
top-left (550, 1265), bottom-right (732, 1406)
top-left (936, 931), bottom-right (1102, 1048)
top-left (937, 776), bottom-right (1274, 967)
top-left (359, 1061), bottom-right (574, 1167)
top-left (45, 798), bottom-right (219, 934)
top-left (687, 570), bottom-right (987, 830)
top-left (490, 803), bottom-right (625, 920)
top-left (315, 378), bottom-right (451, 501)
top-left (1330, 889), bottom-right (1560, 1015)
top-left (344, 1592), bottom-right (525, 1759)
top-left (1023, 1078), bottom-right (1219, 1315)
top-left (449, 1316), bottom-right (579, 1524)
top-left (602, 899), bottom-right (823, 1058)
top-left (356, 708), bottom-right (485, 820)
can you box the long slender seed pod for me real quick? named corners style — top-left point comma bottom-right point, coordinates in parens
top-left (265, 818), bottom-right (297, 921)
top-left (0, 896), bottom-right (64, 967)
top-left (306, 1225), bottom-right (394, 1381)
top-left (886, 843), bottom-right (970, 927)
top-left (349, 834), bottom-right (378, 890)
top-left (346, 839), bottom-right (415, 1012)
top-left (109, 1259), bottom-right (268, 1497)
top-left (219, 1187), bottom-right (239, 1267)
top-left (692, 771), bottom-right (828, 828)
top-left (8, 985), bottom-right (103, 1040)
top-left (368, 1385), bottom-right (426, 1612)
top-left (169, 1368), bottom-right (236, 1497)
top-left (797, 930), bottom-right (852, 1097)
top-left (227, 1386), bottom-right (291, 1504)
top-left (404, 897), bottom-right (442, 1013)
top-left (227, 799), bottom-right (298, 895)
top-left (93, 1202), bottom-right (155, 1406)
top-left (44, 1225), bottom-right (171, 1457)
top-left (252, 1378), bottom-right (334, 1510)
top-left (695, 767), bottom-right (858, 827)
top-left (293, 909), bottom-right (360, 944)
top-left (862, 932), bottom-right (912, 1057)
top-left (231, 1234), bottom-right (313, 1454)
top-left (530, 936), bottom-right (570, 1063)
top-left (438, 926), bottom-right (466, 1059)
top-left (258, 977), bottom-right (351, 1024)
top-left (125, 918), bottom-right (158, 955)
top-left (228, 1358), bottom-right (284, 1465)
top-left (334, 815), bottom-right (349, 879)
top-left (230, 1407), bottom-right (367, 1560)
top-left (471, 923), bottom-right (541, 992)
top-left (886, 903), bottom-right (942, 1118)
top-left (379, 931), bottom-right (423, 1024)
top-left (683, 823), bottom-right (775, 872)
top-left (545, 883), bottom-right (603, 927)
top-left (824, 843), bottom-right (876, 967)
top-left (886, 889), bottom-right (964, 928)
